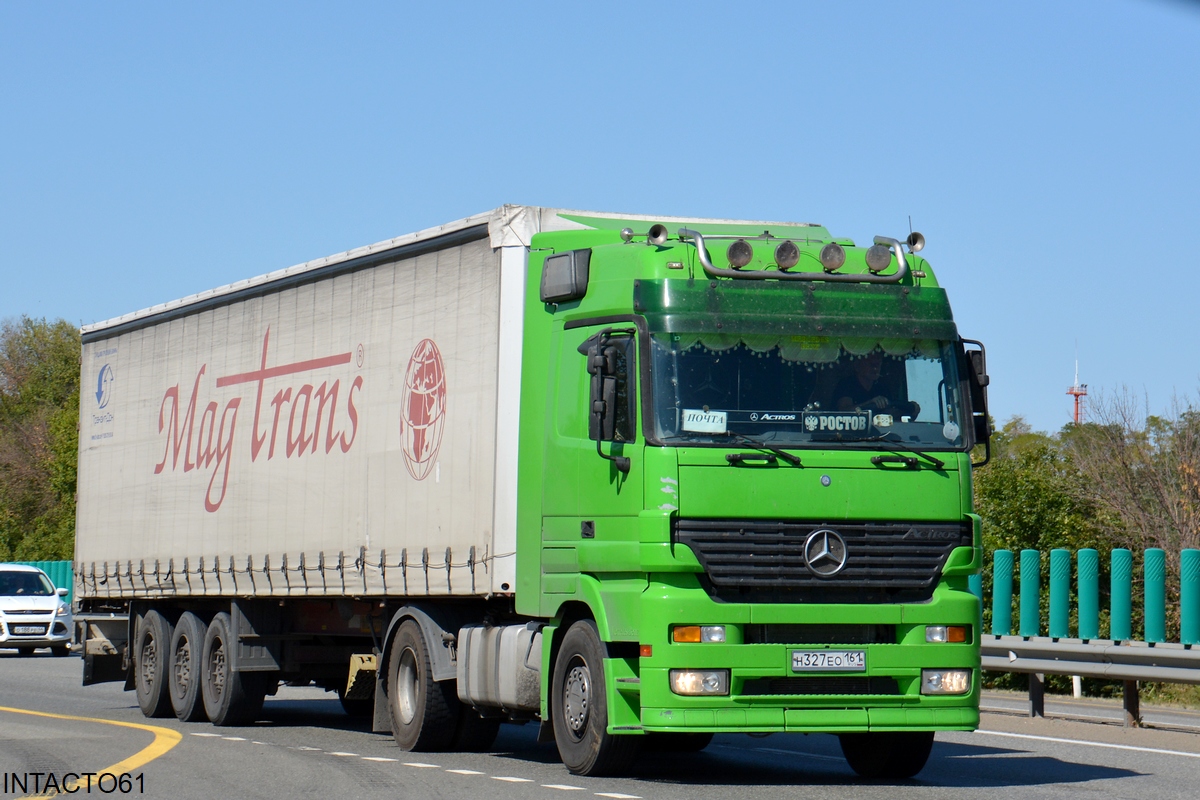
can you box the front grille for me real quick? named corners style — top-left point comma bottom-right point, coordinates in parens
top-left (741, 677), bottom-right (900, 696)
top-left (674, 519), bottom-right (971, 604)
top-left (3, 609), bottom-right (45, 615)
top-left (746, 624), bottom-right (895, 645)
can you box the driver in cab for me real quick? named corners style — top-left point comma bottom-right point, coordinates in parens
top-left (834, 350), bottom-right (920, 419)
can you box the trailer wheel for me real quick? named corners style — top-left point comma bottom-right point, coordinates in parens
top-left (134, 610), bottom-right (174, 718)
top-left (169, 612), bottom-right (209, 722)
top-left (451, 707), bottom-right (501, 752)
top-left (551, 620), bottom-right (639, 776)
top-left (838, 731), bottom-right (935, 779)
top-left (387, 619), bottom-right (457, 751)
top-left (201, 612), bottom-right (265, 726)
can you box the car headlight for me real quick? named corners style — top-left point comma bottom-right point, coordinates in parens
top-left (921, 669), bottom-right (972, 695)
top-left (56, 604), bottom-right (70, 617)
top-left (670, 669), bottom-right (730, 696)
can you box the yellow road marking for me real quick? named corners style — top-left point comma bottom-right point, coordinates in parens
top-left (0, 706), bottom-right (182, 797)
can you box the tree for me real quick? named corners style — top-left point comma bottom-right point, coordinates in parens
top-left (0, 317), bottom-right (80, 561)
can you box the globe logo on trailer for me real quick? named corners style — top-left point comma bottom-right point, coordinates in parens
top-left (399, 338), bottom-right (447, 481)
top-left (95, 364), bottom-right (115, 409)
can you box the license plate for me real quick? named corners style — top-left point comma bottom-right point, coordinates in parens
top-left (791, 649), bottom-right (866, 672)
top-left (12, 625), bottom-right (46, 635)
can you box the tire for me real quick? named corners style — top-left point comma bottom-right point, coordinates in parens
top-left (201, 612), bottom-right (265, 726)
top-left (644, 732), bottom-right (714, 752)
top-left (451, 706), bottom-right (501, 752)
top-left (338, 687), bottom-right (374, 719)
top-left (17, 647), bottom-right (35, 656)
top-left (51, 645), bottom-right (71, 658)
top-left (551, 620), bottom-right (639, 776)
top-left (134, 610), bottom-right (174, 718)
top-left (838, 731), bottom-right (935, 779)
top-left (387, 619), bottom-right (458, 751)
top-left (169, 612), bottom-right (208, 722)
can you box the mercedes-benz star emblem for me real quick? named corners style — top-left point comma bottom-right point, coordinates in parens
top-left (804, 529), bottom-right (848, 577)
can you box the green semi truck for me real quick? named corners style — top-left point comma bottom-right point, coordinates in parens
top-left (75, 206), bottom-right (988, 779)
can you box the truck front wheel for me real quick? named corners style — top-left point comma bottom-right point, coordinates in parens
top-left (169, 612), bottom-right (208, 722)
top-left (134, 610), bottom-right (174, 718)
top-left (838, 731), bottom-right (935, 779)
top-left (201, 612), bottom-right (265, 726)
top-left (387, 619), bottom-right (457, 751)
top-left (551, 620), bottom-right (638, 776)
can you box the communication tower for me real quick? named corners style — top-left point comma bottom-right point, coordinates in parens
top-left (1067, 359), bottom-right (1088, 424)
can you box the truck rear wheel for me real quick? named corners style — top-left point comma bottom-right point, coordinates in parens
top-left (838, 731), bottom-right (935, 779)
top-left (551, 620), bottom-right (639, 776)
top-left (169, 612), bottom-right (208, 722)
top-left (134, 610), bottom-right (174, 718)
top-left (201, 612), bottom-right (265, 726)
top-left (387, 619), bottom-right (457, 751)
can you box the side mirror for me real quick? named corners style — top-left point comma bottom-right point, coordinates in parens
top-left (579, 328), bottom-right (634, 473)
top-left (540, 249), bottom-right (591, 304)
top-left (960, 338), bottom-right (991, 467)
top-left (56, 587), bottom-right (69, 597)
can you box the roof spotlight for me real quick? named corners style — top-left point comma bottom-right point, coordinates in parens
top-left (819, 242), bottom-right (846, 272)
top-left (727, 239), bottom-right (754, 268)
top-left (774, 240), bottom-right (800, 270)
top-left (865, 244), bottom-right (893, 273)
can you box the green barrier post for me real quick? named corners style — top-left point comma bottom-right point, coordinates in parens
top-left (992, 550), bottom-right (1013, 636)
top-left (1020, 549), bottom-right (1041, 638)
top-left (1111, 549), bottom-right (1132, 641)
top-left (1049, 548), bottom-right (1071, 639)
top-left (1144, 548), bottom-right (1166, 644)
top-left (1077, 549), bottom-right (1099, 641)
top-left (1181, 549), bottom-right (1200, 646)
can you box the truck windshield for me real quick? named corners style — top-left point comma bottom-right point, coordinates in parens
top-left (650, 333), bottom-right (967, 449)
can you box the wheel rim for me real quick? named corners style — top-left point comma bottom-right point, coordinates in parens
top-left (139, 633), bottom-right (157, 694)
top-left (174, 636), bottom-right (191, 695)
top-left (396, 647), bottom-right (418, 725)
top-left (208, 637), bottom-right (226, 699)
top-left (562, 655), bottom-right (590, 742)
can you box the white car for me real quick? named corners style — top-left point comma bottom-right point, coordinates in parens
top-left (0, 564), bottom-right (73, 656)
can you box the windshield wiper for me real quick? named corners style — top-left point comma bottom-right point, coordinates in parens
top-left (715, 432), bottom-right (803, 467)
top-left (860, 432), bottom-right (946, 470)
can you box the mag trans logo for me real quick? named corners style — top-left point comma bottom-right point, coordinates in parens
top-left (89, 351), bottom-right (117, 441)
top-left (96, 364), bottom-right (114, 409)
top-left (153, 328), bottom-right (363, 513)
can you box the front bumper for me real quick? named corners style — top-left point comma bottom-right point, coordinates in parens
top-left (0, 616), bottom-right (72, 649)
top-left (631, 577), bottom-right (980, 733)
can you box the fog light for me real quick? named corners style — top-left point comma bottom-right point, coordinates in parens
top-left (819, 242), bottom-right (845, 272)
top-left (670, 669), bottom-right (730, 696)
top-left (774, 241), bottom-right (800, 269)
top-left (926, 625), bottom-right (969, 643)
top-left (865, 243), bottom-right (893, 273)
top-left (727, 240), bottom-right (754, 268)
top-left (672, 625), bottom-right (726, 643)
top-left (921, 669), bottom-right (971, 695)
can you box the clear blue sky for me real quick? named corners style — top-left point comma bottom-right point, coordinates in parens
top-left (3, 1), bottom-right (1198, 434)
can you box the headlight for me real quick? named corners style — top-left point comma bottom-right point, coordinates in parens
top-left (672, 625), bottom-right (726, 643)
top-left (726, 240), bottom-right (754, 268)
top-left (865, 244), bottom-right (893, 273)
top-left (670, 669), bottom-right (729, 696)
top-left (819, 242), bottom-right (846, 272)
top-left (921, 669), bottom-right (972, 695)
top-left (774, 241), bottom-right (800, 270)
top-left (57, 604), bottom-right (70, 617)
top-left (925, 625), bottom-right (969, 643)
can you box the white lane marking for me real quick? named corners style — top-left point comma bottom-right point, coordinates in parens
top-left (363, 757), bottom-right (399, 762)
top-left (446, 769), bottom-right (485, 775)
top-left (754, 746), bottom-right (843, 762)
top-left (543, 785), bottom-right (585, 791)
top-left (493, 776), bottom-right (534, 782)
top-left (297, 746), bottom-right (322, 751)
top-left (595, 794), bottom-right (642, 799)
top-left (974, 730), bottom-right (1200, 759)
top-left (189, 732), bottom-right (222, 737)
top-left (328, 752), bottom-right (359, 757)
top-left (222, 736), bottom-right (247, 741)
top-left (404, 762), bottom-right (442, 768)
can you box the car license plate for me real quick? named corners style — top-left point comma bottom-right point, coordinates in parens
top-left (791, 650), bottom-right (866, 672)
top-left (12, 625), bottom-right (46, 635)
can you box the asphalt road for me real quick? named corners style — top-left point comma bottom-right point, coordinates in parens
top-left (3, 649), bottom-right (1200, 800)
